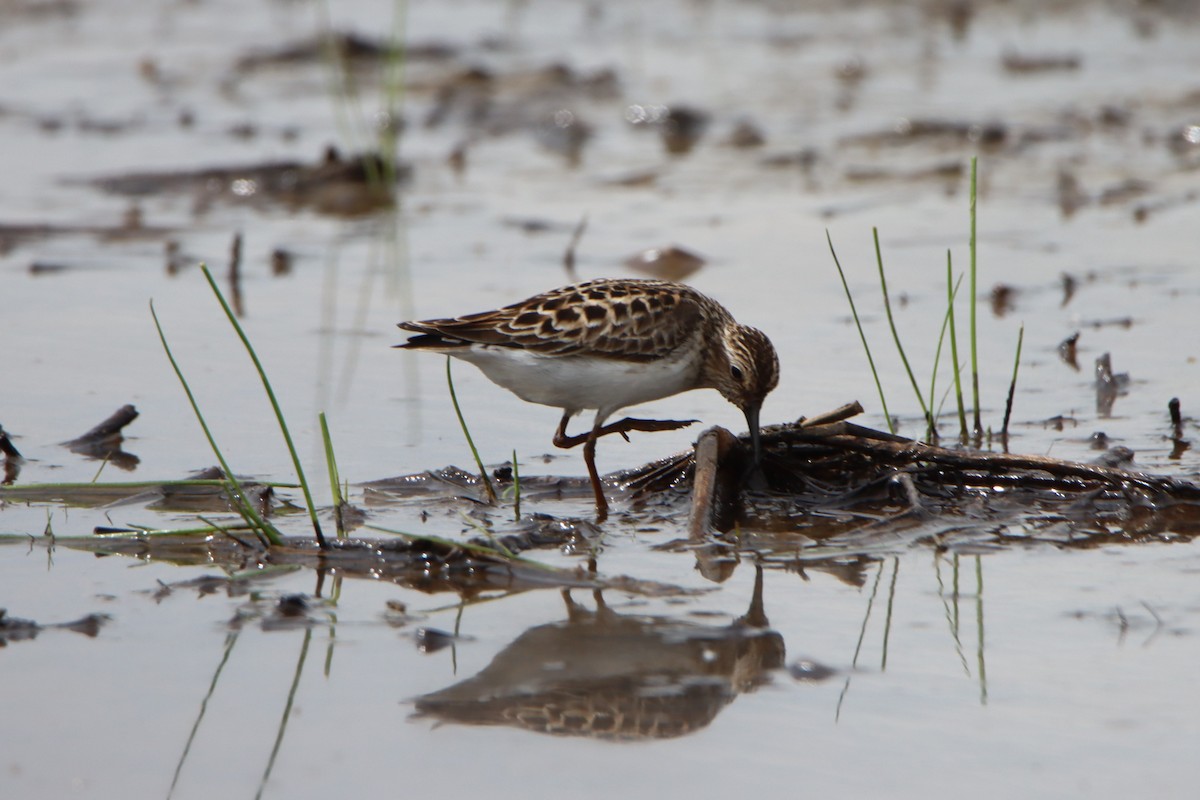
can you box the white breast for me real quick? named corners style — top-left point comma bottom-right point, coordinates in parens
top-left (452, 342), bottom-right (704, 422)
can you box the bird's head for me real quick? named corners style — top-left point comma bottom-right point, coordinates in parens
top-left (710, 324), bottom-right (779, 462)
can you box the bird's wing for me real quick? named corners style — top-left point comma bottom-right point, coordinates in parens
top-left (396, 280), bottom-right (712, 361)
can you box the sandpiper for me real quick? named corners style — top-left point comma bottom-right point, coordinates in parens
top-left (396, 278), bottom-right (779, 516)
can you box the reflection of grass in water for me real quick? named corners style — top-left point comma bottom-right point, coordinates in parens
top-left (256, 628), bottom-right (315, 800)
top-left (167, 630), bottom-right (239, 800)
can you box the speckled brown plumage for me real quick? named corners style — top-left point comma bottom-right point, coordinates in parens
top-left (398, 279), bottom-right (711, 361)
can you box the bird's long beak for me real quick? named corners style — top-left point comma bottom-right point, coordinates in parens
top-left (744, 403), bottom-right (763, 464)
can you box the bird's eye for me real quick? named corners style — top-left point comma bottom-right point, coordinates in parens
top-left (730, 365), bottom-right (745, 382)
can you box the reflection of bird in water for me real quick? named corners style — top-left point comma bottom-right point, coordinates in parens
top-left (411, 566), bottom-right (785, 740)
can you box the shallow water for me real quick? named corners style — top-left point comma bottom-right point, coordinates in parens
top-left (2, 1), bottom-right (1200, 798)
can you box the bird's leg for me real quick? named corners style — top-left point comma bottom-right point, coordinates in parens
top-left (553, 413), bottom-right (696, 521)
top-left (552, 412), bottom-right (586, 449)
top-left (582, 426), bottom-right (609, 519)
top-left (552, 413), bottom-right (609, 517)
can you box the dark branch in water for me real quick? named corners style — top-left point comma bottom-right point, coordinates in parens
top-left (60, 405), bottom-right (141, 471)
top-left (62, 404), bottom-right (140, 446)
top-left (626, 402), bottom-right (1200, 543)
top-left (0, 424), bottom-right (21, 459)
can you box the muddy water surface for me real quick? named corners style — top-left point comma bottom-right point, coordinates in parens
top-left (3, 1), bottom-right (1200, 798)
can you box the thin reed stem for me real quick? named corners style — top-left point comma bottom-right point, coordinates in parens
top-left (446, 356), bottom-right (497, 503)
top-left (947, 251), bottom-right (969, 441)
top-left (150, 300), bottom-right (281, 547)
top-left (511, 449), bottom-right (521, 521)
top-left (827, 230), bottom-right (894, 433)
top-left (969, 157), bottom-right (982, 437)
top-left (200, 265), bottom-right (327, 548)
top-left (873, 227), bottom-right (932, 432)
top-left (926, 273), bottom-right (963, 442)
top-left (1000, 324), bottom-right (1025, 439)
top-left (319, 412), bottom-right (347, 539)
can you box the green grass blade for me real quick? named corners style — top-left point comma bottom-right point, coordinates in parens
top-left (511, 449), bottom-right (521, 521)
top-left (93, 522), bottom-right (255, 538)
top-left (947, 251), bottom-right (969, 441)
top-left (150, 300), bottom-right (281, 547)
top-left (445, 356), bottom-right (497, 503)
top-left (199, 264), bottom-right (327, 548)
top-left (969, 157), bottom-right (982, 438)
top-left (319, 412), bottom-right (347, 539)
top-left (89, 453), bottom-right (111, 483)
top-left (926, 273), bottom-right (963, 441)
top-left (873, 227), bottom-right (932, 430)
top-left (827, 230), bottom-right (893, 433)
top-left (1000, 324), bottom-right (1025, 439)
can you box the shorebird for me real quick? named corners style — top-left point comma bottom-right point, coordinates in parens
top-left (395, 278), bottom-right (779, 516)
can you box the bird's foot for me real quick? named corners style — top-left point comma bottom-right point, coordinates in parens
top-left (553, 417), bottom-right (698, 449)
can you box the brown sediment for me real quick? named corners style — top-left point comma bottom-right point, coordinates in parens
top-left (1000, 51), bottom-right (1081, 74)
top-left (623, 245), bottom-right (706, 282)
top-left (235, 32), bottom-right (457, 73)
top-left (89, 148), bottom-right (406, 217)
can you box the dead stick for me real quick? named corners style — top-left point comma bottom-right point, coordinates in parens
top-left (818, 433), bottom-right (1197, 495)
top-left (687, 427), bottom-right (724, 539)
top-left (63, 405), bottom-right (139, 445)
